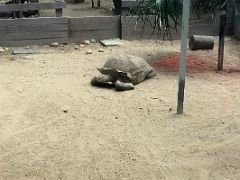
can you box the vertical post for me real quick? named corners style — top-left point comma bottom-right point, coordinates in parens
top-left (12, 0), bottom-right (16, 18)
top-left (177, 0), bottom-right (190, 114)
top-left (217, 12), bottom-right (227, 71)
top-left (19, 0), bottom-right (22, 18)
top-left (55, 8), bottom-right (63, 17)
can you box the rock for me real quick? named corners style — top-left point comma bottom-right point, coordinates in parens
top-left (50, 42), bottom-right (59, 47)
top-left (79, 44), bottom-right (85, 48)
top-left (100, 38), bottom-right (124, 47)
top-left (12, 48), bottom-right (39, 55)
top-left (63, 109), bottom-right (68, 113)
top-left (0, 47), bottom-right (5, 53)
top-left (83, 40), bottom-right (91, 45)
top-left (90, 38), bottom-right (96, 43)
top-left (3, 47), bottom-right (9, 51)
top-left (86, 49), bottom-right (93, 54)
top-left (98, 48), bottom-right (105, 52)
top-left (74, 46), bottom-right (80, 50)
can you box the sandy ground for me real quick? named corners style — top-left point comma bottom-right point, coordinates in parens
top-left (39, 0), bottom-right (114, 17)
top-left (0, 38), bottom-right (240, 180)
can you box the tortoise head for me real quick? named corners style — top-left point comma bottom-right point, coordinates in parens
top-left (98, 68), bottom-right (133, 83)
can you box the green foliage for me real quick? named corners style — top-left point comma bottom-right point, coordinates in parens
top-left (130, 0), bottom-right (236, 39)
top-left (130, 0), bottom-right (183, 39)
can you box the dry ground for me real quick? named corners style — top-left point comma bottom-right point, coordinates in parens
top-left (39, 0), bottom-right (114, 17)
top-left (0, 39), bottom-right (240, 180)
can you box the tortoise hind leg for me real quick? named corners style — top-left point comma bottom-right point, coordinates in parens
top-left (115, 80), bottom-right (134, 91)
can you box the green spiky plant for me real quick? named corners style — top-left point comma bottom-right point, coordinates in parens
top-left (130, 0), bottom-right (237, 38)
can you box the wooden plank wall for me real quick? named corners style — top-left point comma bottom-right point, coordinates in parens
top-left (234, 15), bottom-right (240, 39)
top-left (68, 16), bottom-right (121, 43)
top-left (122, 16), bottom-right (220, 40)
top-left (0, 17), bottom-right (68, 46)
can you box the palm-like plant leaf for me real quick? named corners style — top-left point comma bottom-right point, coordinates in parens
top-left (130, 0), bottom-right (237, 39)
top-left (130, 0), bottom-right (183, 39)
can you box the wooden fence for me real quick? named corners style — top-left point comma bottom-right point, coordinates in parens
top-left (0, 17), bottom-right (68, 46)
top-left (121, 16), bottom-right (220, 40)
top-left (0, 15), bottom-right (227, 47)
top-left (68, 16), bottom-right (121, 43)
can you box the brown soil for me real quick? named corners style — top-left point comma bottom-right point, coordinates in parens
top-left (0, 38), bottom-right (240, 179)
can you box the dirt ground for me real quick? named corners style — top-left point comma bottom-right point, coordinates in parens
top-left (39, 0), bottom-right (114, 17)
top-left (0, 38), bottom-right (240, 180)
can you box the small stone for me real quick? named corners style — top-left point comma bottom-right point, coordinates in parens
top-left (115, 117), bottom-right (118, 119)
top-left (50, 42), bottom-right (59, 47)
top-left (3, 47), bottom-right (9, 51)
top-left (0, 47), bottom-right (5, 52)
top-left (83, 40), bottom-right (91, 45)
top-left (98, 48), bottom-right (105, 52)
top-left (169, 108), bottom-right (172, 112)
top-left (79, 44), bottom-right (85, 48)
top-left (74, 46), bottom-right (79, 50)
top-left (63, 109), bottom-right (68, 113)
top-left (86, 49), bottom-right (93, 54)
top-left (139, 107), bottom-right (143, 110)
top-left (90, 38), bottom-right (96, 43)
top-left (151, 97), bottom-right (158, 99)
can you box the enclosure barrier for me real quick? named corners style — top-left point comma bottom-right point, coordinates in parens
top-left (0, 17), bottom-right (68, 46)
top-left (121, 16), bottom-right (220, 40)
top-left (0, 15), bottom-right (230, 47)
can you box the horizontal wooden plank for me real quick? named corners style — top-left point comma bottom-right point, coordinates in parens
top-left (0, 17), bottom-right (68, 26)
top-left (122, 0), bottom-right (138, 8)
top-left (188, 23), bottom-right (219, 36)
top-left (0, 24), bottom-right (68, 33)
top-left (0, 2), bottom-right (66, 12)
top-left (69, 29), bottom-right (120, 38)
top-left (0, 37), bottom-right (68, 47)
top-left (68, 16), bottom-right (120, 31)
top-left (0, 31), bottom-right (67, 41)
top-left (122, 28), bottom-right (178, 37)
top-left (122, 15), bottom-right (219, 40)
top-left (122, 15), bottom-right (218, 27)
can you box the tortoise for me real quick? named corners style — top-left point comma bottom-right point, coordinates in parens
top-left (91, 54), bottom-right (156, 91)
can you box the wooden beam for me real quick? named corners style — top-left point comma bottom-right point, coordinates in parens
top-left (217, 14), bottom-right (227, 71)
top-left (177, 0), bottom-right (190, 114)
top-left (121, 0), bottom-right (137, 8)
top-left (0, 17), bottom-right (68, 26)
top-left (0, 2), bottom-right (66, 12)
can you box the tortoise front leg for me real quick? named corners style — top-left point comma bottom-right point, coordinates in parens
top-left (115, 80), bottom-right (134, 91)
